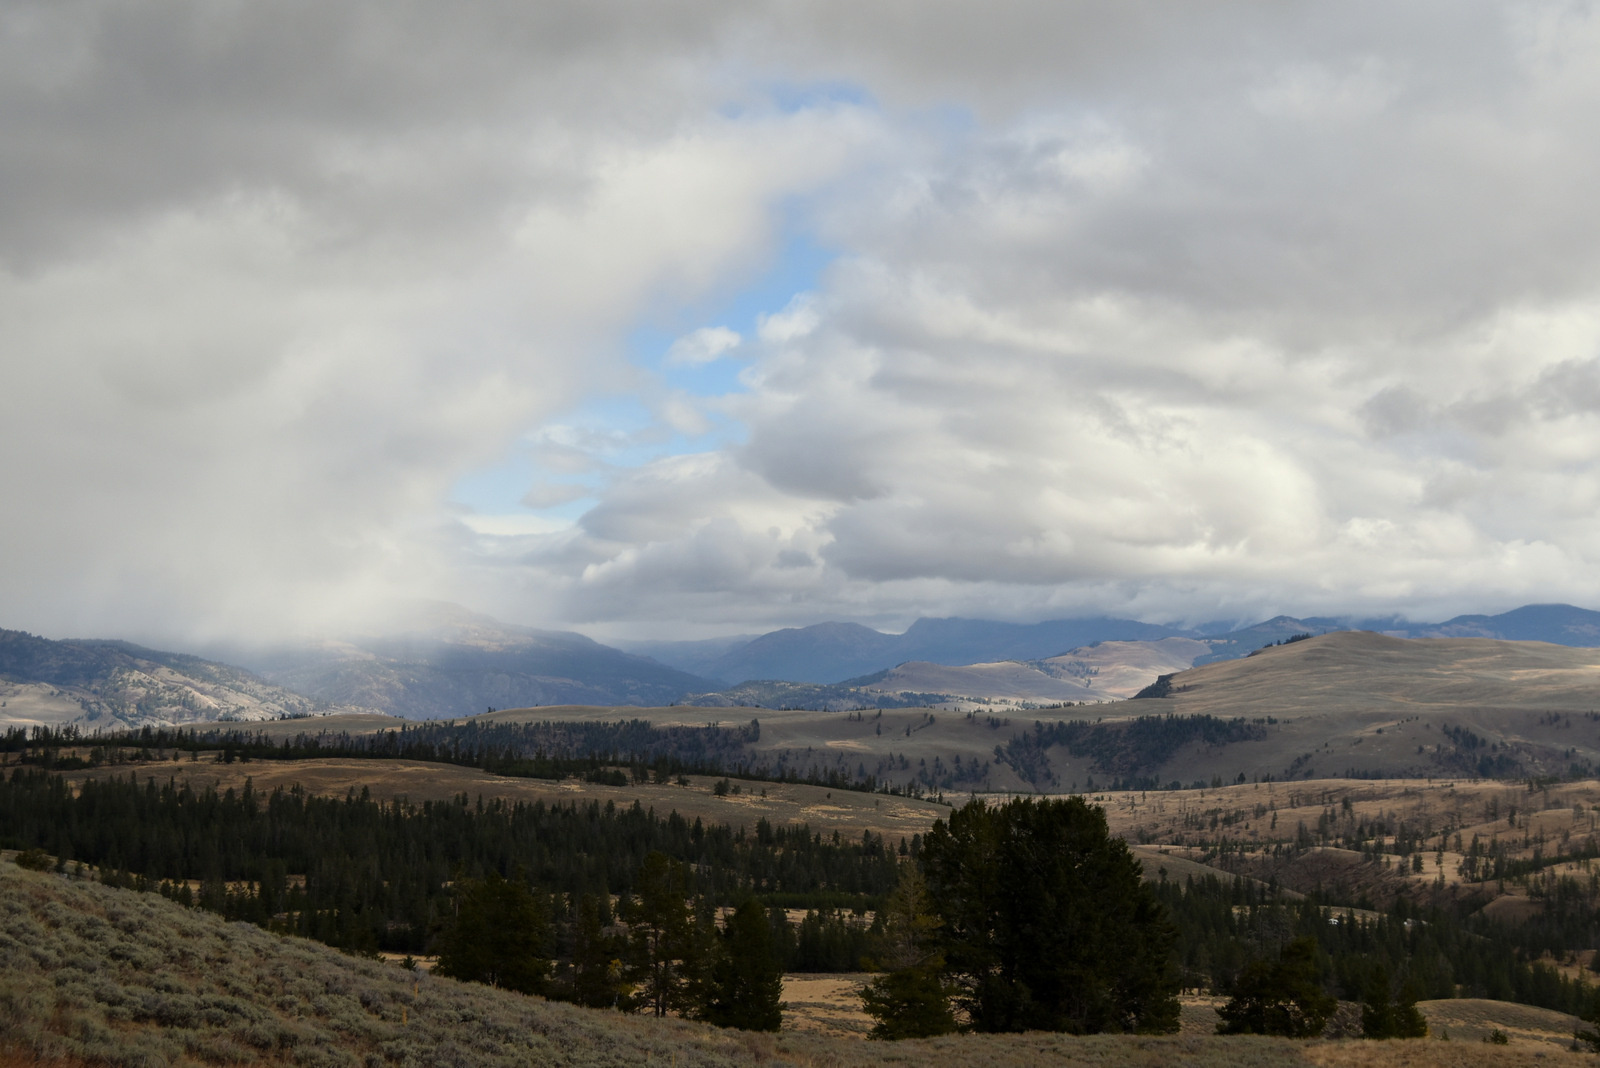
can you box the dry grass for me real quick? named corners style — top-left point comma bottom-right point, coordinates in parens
top-left (6, 857), bottom-right (1571, 1068)
top-left (1415, 999), bottom-right (1581, 1050)
top-left (67, 759), bottom-right (950, 843)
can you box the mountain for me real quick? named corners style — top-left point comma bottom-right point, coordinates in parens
top-left (224, 605), bottom-right (720, 719)
top-left (0, 628), bottom-right (327, 728)
top-left (1399, 603), bottom-right (1600, 645)
top-left (694, 622), bottom-right (906, 685)
top-left (611, 634), bottom-right (760, 680)
top-left (1188, 615), bottom-right (1342, 665)
top-left (854, 637), bottom-right (1213, 704)
top-left (645, 615), bottom-right (1195, 686)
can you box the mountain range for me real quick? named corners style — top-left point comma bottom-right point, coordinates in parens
top-left (0, 628), bottom-right (326, 729)
top-left (6, 602), bottom-right (1600, 726)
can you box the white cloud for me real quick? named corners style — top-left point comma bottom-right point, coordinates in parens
top-left (665, 326), bottom-right (742, 366)
top-left (12, 1), bottom-right (1600, 643)
top-left (511, 2), bottom-right (1600, 632)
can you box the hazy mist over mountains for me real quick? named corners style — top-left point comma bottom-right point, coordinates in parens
top-left (8, 602), bottom-right (1600, 727)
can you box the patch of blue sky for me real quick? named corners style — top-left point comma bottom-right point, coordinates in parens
top-left (630, 223), bottom-right (833, 388)
top-left (452, 196), bottom-right (838, 524)
top-left (719, 78), bottom-right (875, 120)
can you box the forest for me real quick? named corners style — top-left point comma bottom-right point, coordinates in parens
top-left (4, 761), bottom-right (1600, 1036)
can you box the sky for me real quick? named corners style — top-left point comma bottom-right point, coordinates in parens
top-left (7, 2), bottom-right (1600, 645)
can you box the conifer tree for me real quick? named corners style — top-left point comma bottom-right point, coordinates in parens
top-left (627, 851), bottom-right (696, 1017)
top-left (699, 900), bottom-right (784, 1031)
top-left (433, 871), bottom-right (550, 995)
top-left (921, 796), bottom-right (1179, 1034)
top-left (1216, 937), bottom-right (1335, 1037)
top-left (859, 864), bottom-right (957, 1039)
top-left (569, 894), bottom-right (625, 1009)
top-left (1361, 966), bottom-right (1427, 1039)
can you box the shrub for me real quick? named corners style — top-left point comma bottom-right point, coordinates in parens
top-left (14, 849), bottom-right (52, 872)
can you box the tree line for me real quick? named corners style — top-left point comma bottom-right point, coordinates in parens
top-left (5, 762), bottom-right (1598, 1038)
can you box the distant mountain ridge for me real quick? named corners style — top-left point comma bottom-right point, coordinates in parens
top-left (0, 628), bottom-right (327, 728)
top-left (8, 602), bottom-right (1600, 727)
top-left (630, 603), bottom-right (1600, 688)
top-left (622, 615), bottom-right (1193, 685)
top-left (220, 605), bottom-right (720, 719)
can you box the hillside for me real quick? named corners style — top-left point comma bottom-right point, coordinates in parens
top-left (223, 606), bottom-right (720, 719)
top-left (1149, 630), bottom-right (1600, 719)
top-left (0, 629), bottom-right (330, 729)
top-left (2, 859), bottom-right (1578, 1066)
top-left (855, 638), bottom-right (1212, 705)
top-left (630, 603), bottom-right (1600, 691)
top-left (0, 859), bottom-right (1392, 1068)
top-left (1400, 603), bottom-right (1600, 645)
top-left (1092, 630), bottom-right (1600, 785)
top-left (182, 623), bottom-right (1600, 793)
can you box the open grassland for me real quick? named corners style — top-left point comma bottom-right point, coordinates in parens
top-left (1086, 776), bottom-right (1600, 904)
top-left (1160, 631), bottom-right (1600, 718)
top-left (61, 750), bottom-right (1600, 917)
top-left (0, 860), bottom-right (1578, 1068)
top-left (60, 758), bottom-right (950, 843)
top-left (230, 631), bottom-right (1600, 791)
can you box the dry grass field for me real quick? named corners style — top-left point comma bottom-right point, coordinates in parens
top-left (62, 752), bottom-right (1600, 919)
top-left (63, 758), bottom-right (952, 844)
top-left (1084, 776), bottom-right (1600, 904)
top-left (1, 855), bottom-right (1580, 1068)
top-left (228, 631), bottom-right (1600, 793)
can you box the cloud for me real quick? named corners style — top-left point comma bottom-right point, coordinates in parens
top-left (0, 0), bottom-right (866, 644)
top-left (516, 3), bottom-right (1600, 632)
top-left (665, 326), bottom-right (742, 366)
top-left (11, 1), bottom-right (1600, 644)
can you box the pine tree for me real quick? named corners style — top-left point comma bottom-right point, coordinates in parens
top-left (859, 864), bottom-right (957, 1039)
top-left (1361, 966), bottom-right (1427, 1039)
top-left (1217, 937), bottom-right (1335, 1037)
top-left (626, 851), bottom-right (695, 1017)
top-left (921, 796), bottom-right (1179, 1034)
top-left (433, 871), bottom-right (550, 995)
top-left (699, 900), bottom-right (784, 1031)
top-left (569, 894), bottom-right (625, 1009)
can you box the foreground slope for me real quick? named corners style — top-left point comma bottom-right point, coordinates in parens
top-left (0, 861), bottom-right (1562, 1067)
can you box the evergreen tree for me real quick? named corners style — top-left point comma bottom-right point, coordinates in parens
top-left (921, 796), bottom-right (1179, 1034)
top-left (433, 871), bottom-right (550, 995)
top-left (569, 894), bottom-right (626, 1009)
top-left (1361, 966), bottom-right (1428, 1039)
top-left (859, 864), bottom-right (957, 1039)
top-left (626, 851), bottom-right (696, 1017)
top-left (699, 900), bottom-right (784, 1031)
top-left (1216, 937), bottom-right (1335, 1037)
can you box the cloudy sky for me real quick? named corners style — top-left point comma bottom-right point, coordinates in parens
top-left (7, 1), bottom-right (1600, 645)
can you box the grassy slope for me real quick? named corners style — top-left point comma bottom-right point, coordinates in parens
top-left (1156, 631), bottom-right (1600, 715)
top-left (252, 631), bottom-right (1600, 788)
top-left (0, 861), bottom-right (1565, 1068)
top-left (64, 761), bottom-right (951, 844)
